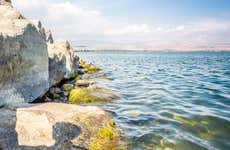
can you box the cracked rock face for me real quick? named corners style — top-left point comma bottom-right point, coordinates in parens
top-left (0, 1), bottom-right (49, 105)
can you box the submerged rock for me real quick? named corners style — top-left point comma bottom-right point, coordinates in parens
top-left (0, 1), bottom-right (49, 104)
top-left (0, 103), bottom-right (120, 149)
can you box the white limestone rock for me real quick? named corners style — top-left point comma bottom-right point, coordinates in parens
top-left (48, 40), bottom-right (79, 86)
top-left (0, 1), bottom-right (49, 104)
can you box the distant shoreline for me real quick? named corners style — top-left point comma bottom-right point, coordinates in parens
top-left (75, 49), bottom-right (230, 52)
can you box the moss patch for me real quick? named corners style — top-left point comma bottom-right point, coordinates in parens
top-left (90, 119), bottom-right (119, 150)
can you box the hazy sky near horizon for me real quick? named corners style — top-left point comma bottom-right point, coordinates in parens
top-left (13, 0), bottom-right (230, 50)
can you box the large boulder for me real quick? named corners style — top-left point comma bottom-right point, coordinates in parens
top-left (0, 103), bottom-right (118, 149)
top-left (48, 40), bottom-right (79, 86)
top-left (0, 2), bottom-right (49, 105)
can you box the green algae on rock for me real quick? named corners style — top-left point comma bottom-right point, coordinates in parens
top-left (84, 65), bottom-right (101, 74)
top-left (90, 119), bottom-right (120, 150)
top-left (69, 86), bottom-right (119, 104)
top-left (79, 60), bottom-right (101, 74)
top-left (69, 88), bottom-right (106, 104)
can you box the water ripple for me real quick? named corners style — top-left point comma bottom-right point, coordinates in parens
top-left (78, 51), bottom-right (230, 150)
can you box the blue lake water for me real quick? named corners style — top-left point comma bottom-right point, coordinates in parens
top-left (77, 51), bottom-right (230, 150)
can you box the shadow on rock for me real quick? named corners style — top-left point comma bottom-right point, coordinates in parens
top-left (0, 107), bottom-right (85, 150)
top-left (19, 122), bottom-right (84, 150)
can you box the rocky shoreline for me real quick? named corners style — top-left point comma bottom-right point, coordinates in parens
top-left (0, 0), bottom-right (122, 149)
top-left (35, 59), bottom-right (119, 105)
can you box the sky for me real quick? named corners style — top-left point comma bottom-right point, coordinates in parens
top-left (12, 0), bottom-right (230, 50)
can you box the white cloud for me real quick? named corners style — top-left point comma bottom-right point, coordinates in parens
top-left (106, 24), bottom-right (153, 35)
top-left (50, 2), bottom-right (100, 17)
top-left (12, 0), bottom-right (230, 50)
top-left (13, 0), bottom-right (111, 38)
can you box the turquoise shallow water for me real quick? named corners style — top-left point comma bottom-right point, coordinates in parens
top-left (77, 51), bottom-right (230, 150)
